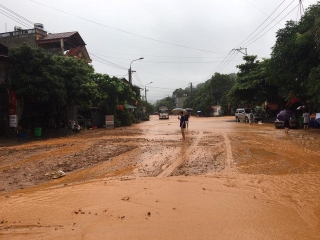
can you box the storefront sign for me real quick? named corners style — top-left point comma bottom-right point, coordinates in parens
top-left (105, 115), bottom-right (114, 129)
top-left (9, 115), bottom-right (17, 128)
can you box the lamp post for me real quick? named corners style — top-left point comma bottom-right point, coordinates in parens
top-left (145, 82), bottom-right (153, 102)
top-left (129, 57), bottom-right (144, 85)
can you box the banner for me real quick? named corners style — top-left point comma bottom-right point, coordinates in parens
top-left (9, 115), bottom-right (17, 128)
top-left (105, 115), bottom-right (114, 129)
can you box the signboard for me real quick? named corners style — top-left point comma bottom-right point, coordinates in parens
top-left (105, 115), bottom-right (114, 129)
top-left (9, 115), bottom-right (17, 128)
top-left (9, 105), bottom-right (16, 115)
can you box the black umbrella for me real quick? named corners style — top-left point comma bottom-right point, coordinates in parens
top-left (277, 109), bottom-right (293, 121)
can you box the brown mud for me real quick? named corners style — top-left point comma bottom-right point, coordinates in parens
top-left (1, 116), bottom-right (320, 239)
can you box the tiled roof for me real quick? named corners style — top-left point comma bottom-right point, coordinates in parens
top-left (37, 31), bottom-right (86, 46)
top-left (40, 31), bottom-right (77, 40)
top-left (66, 46), bottom-right (83, 56)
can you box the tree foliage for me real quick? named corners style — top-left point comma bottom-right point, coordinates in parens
top-left (91, 73), bottom-right (136, 114)
top-left (154, 96), bottom-right (176, 111)
top-left (183, 73), bottom-right (234, 116)
top-left (9, 43), bottom-right (98, 108)
top-left (269, 3), bottom-right (320, 109)
top-left (228, 56), bottom-right (279, 108)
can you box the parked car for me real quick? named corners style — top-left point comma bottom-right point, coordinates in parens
top-left (274, 115), bottom-right (298, 129)
top-left (235, 108), bottom-right (266, 122)
top-left (78, 115), bottom-right (91, 129)
top-left (235, 108), bottom-right (254, 122)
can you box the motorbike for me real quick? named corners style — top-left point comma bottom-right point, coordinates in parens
top-left (69, 120), bottom-right (81, 132)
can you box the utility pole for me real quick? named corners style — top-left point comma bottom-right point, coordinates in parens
top-left (129, 58), bottom-right (144, 86)
top-left (232, 47), bottom-right (247, 56)
top-left (190, 82), bottom-right (193, 95)
top-left (145, 82), bottom-right (153, 103)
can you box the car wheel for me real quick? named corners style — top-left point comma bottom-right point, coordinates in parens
top-left (236, 117), bottom-right (239, 122)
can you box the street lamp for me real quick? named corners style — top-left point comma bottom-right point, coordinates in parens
top-left (129, 57), bottom-right (144, 85)
top-left (145, 82), bottom-right (153, 102)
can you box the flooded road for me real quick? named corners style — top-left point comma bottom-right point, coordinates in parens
top-left (1, 115), bottom-right (320, 239)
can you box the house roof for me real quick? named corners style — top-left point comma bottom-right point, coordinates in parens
top-left (66, 46), bottom-right (83, 56)
top-left (37, 31), bottom-right (86, 47)
top-left (66, 46), bottom-right (92, 63)
top-left (121, 78), bottom-right (130, 85)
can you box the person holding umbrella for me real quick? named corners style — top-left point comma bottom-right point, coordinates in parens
top-left (284, 119), bottom-right (290, 134)
top-left (277, 108), bottom-right (293, 134)
top-left (178, 111), bottom-right (187, 140)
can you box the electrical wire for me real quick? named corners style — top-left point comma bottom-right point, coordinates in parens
top-left (0, 8), bottom-right (33, 29)
top-left (244, 1), bottom-right (302, 47)
top-left (28, 0), bottom-right (225, 54)
top-left (235, 0), bottom-right (287, 49)
top-left (202, 0), bottom-right (295, 81)
top-left (241, 0), bottom-right (296, 47)
top-left (219, 52), bottom-right (240, 72)
top-left (89, 51), bottom-right (233, 59)
top-left (89, 53), bottom-right (128, 70)
top-left (0, 4), bottom-right (34, 25)
top-left (244, 0), bottom-right (285, 27)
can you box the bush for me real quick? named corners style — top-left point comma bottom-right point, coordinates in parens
top-left (119, 109), bottom-right (132, 126)
top-left (142, 115), bottom-right (150, 121)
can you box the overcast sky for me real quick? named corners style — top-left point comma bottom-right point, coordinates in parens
top-left (0, 0), bottom-right (317, 103)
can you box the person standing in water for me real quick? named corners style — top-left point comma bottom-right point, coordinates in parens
top-left (178, 111), bottom-right (186, 140)
top-left (249, 110), bottom-right (254, 125)
top-left (284, 119), bottom-right (290, 134)
top-left (184, 113), bottom-right (189, 129)
top-left (303, 111), bottom-right (310, 131)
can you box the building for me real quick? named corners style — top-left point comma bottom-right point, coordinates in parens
top-left (0, 43), bottom-right (10, 135)
top-left (0, 24), bottom-right (91, 63)
top-left (0, 24), bottom-right (92, 134)
top-left (176, 96), bottom-right (188, 108)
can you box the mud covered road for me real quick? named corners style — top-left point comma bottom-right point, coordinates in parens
top-left (1, 115), bottom-right (320, 239)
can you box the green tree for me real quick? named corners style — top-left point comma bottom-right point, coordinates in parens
top-left (154, 97), bottom-right (176, 111)
top-left (269, 3), bottom-right (320, 109)
top-left (91, 73), bottom-right (137, 126)
top-left (228, 56), bottom-right (278, 107)
top-left (9, 43), bottom-right (98, 129)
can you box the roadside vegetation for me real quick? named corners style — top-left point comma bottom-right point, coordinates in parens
top-left (158, 3), bottom-right (320, 116)
top-left (7, 3), bottom-right (320, 125)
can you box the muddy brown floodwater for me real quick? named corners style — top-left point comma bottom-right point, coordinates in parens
top-left (1, 115), bottom-right (320, 239)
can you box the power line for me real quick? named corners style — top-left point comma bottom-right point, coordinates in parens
top-left (235, 0), bottom-right (287, 49)
top-left (0, 8), bottom-right (33, 29)
top-left (138, 60), bottom-right (242, 64)
top-left (241, 0), bottom-right (296, 47)
top-left (244, 0), bottom-right (285, 27)
top-left (201, 50), bottom-right (237, 82)
top-left (0, 4), bottom-right (34, 25)
top-left (29, 0), bottom-right (226, 54)
top-left (89, 53), bottom-right (128, 70)
top-left (89, 51), bottom-right (236, 59)
top-left (219, 52), bottom-right (240, 72)
top-left (204, 0), bottom-right (295, 80)
top-left (244, 1), bottom-right (303, 47)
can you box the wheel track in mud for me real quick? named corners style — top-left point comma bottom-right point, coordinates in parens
top-left (221, 132), bottom-right (233, 171)
top-left (157, 131), bottom-right (204, 177)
